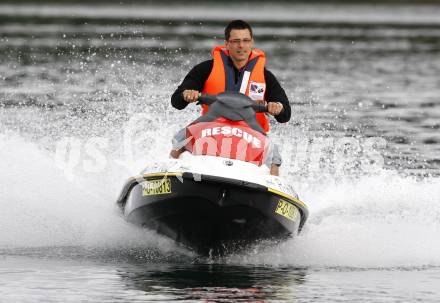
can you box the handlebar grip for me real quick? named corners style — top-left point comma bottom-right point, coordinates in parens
top-left (197, 93), bottom-right (217, 105)
top-left (251, 102), bottom-right (268, 113)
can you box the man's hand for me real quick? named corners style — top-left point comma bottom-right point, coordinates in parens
top-left (182, 90), bottom-right (200, 103)
top-left (267, 102), bottom-right (284, 116)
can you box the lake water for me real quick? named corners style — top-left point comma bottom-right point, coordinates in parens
top-left (1, 3), bottom-right (440, 302)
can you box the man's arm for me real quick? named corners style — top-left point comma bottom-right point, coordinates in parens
top-left (171, 60), bottom-right (213, 110)
top-left (264, 69), bottom-right (291, 123)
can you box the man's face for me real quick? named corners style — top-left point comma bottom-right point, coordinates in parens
top-left (225, 29), bottom-right (253, 63)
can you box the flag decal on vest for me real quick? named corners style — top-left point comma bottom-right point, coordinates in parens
top-left (249, 81), bottom-right (266, 101)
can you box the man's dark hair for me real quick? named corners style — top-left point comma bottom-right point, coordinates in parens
top-left (224, 20), bottom-right (253, 41)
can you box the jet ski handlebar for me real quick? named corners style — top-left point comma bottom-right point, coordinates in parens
top-left (250, 102), bottom-right (269, 113)
top-left (197, 93), bottom-right (217, 105)
top-left (197, 93), bottom-right (268, 113)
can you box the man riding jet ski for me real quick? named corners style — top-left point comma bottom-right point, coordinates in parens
top-left (170, 20), bottom-right (291, 176)
top-left (117, 93), bottom-right (308, 255)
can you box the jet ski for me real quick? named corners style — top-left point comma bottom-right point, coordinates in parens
top-left (117, 92), bottom-right (308, 255)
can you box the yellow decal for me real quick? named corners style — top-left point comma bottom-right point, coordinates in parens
top-left (275, 199), bottom-right (298, 221)
top-left (267, 187), bottom-right (308, 210)
top-left (142, 179), bottom-right (172, 196)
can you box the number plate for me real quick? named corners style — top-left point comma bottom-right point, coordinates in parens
top-left (142, 179), bottom-right (172, 196)
top-left (275, 199), bottom-right (298, 221)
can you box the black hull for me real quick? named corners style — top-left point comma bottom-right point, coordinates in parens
top-left (118, 172), bottom-right (308, 255)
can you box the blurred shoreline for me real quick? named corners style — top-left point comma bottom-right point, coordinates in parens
top-left (2, 2), bottom-right (440, 26)
top-left (1, 0), bottom-right (440, 4)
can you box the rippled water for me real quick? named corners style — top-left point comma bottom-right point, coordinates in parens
top-left (1, 3), bottom-right (440, 302)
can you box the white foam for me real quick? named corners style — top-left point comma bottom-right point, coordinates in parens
top-left (1, 133), bottom-right (440, 267)
top-left (227, 172), bottom-right (440, 268)
top-left (0, 133), bottom-right (176, 253)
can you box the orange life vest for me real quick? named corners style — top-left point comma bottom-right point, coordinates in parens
top-left (201, 45), bottom-right (269, 132)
